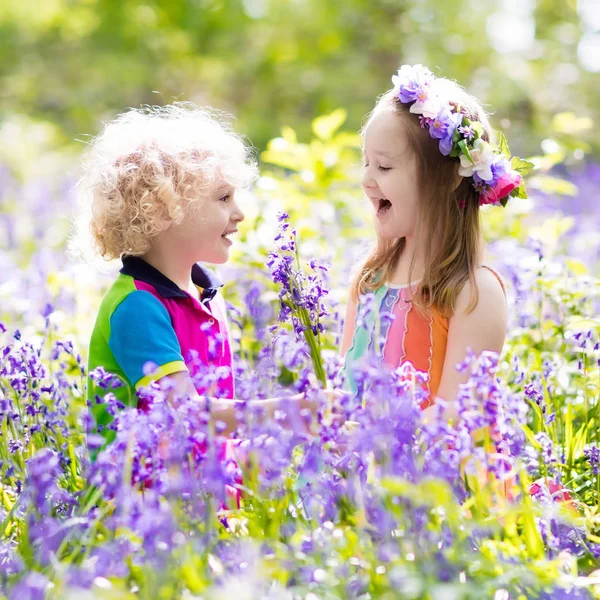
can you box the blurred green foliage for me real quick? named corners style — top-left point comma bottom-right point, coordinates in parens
top-left (0, 0), bottom-right (598, 161)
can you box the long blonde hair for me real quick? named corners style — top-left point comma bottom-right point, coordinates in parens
top-left (351, 79), bottom-right (495, 319)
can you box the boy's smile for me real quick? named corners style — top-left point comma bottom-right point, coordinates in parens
top-left (220, 226), bottom-right (239, 246)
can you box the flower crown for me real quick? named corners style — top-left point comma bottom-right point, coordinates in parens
top-left (391, 64), bottom-right (533, 207)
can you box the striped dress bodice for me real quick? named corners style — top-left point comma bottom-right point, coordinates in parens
top-left (342, 281), bottom-right (446, 407)
top-left (342, 267), bottom-right (505, 407)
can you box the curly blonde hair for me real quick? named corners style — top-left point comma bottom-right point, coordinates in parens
top-left (74, 103), bottom-right (258, 260)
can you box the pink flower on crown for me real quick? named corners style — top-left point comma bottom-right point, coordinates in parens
top-left (479, 170), bottom-right (522, 206)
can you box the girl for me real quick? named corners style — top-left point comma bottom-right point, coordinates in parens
top-left (341, 64), bottom-right (526, 419)
top-left (78, 103), bottom-right (314, 457)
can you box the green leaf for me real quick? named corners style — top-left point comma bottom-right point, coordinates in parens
top-left (522, 424), bottom-right (543, 450)
top-left (471, 121), bottom-right (484, 138)
top-left (497, 132), bottom-right (511, 158)
top-left (510, 156), bottom-right (535, 176)
top-left (565, 402), bottom-right (574, 473)
top-left (312, 109), bottom-right (347, 142)
top-left (510, 179), bottom-right (528, 199)
top-left (518, 470), bottom-right (545, 560)
top-left (458, 139), bottom-right (473, 164)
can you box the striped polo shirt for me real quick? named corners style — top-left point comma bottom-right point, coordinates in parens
top-left (87, 256), bottom-right (233, 452)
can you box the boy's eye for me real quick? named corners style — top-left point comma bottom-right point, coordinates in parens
top-left (378, 166), bottom-right (391, 172)
top-left (219, 194), bottom-right (230, 202)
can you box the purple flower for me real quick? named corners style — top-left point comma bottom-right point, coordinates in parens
top-left (458, 125), bottom-right (475, 140)
top-left (267, 214), bottom-right (329, 385)
top-left (89, 366), bottom-right (123, 389)
top-left (7, 571), bottom-right (50, 600)
top-left (392, 64), bottom-right (435, 103)
top-left (24, 449), bottom-right (74, 516)
top-left (584, 445), bottom-right (600, 475)
top-left (473, 155), bottom-right (510, 188)
top-left (0, 542), bottom-right (23, 577)
top-left (427, 108), bottom-right (463, 156)
top-left (40, 303), bottom-right (54, 318)
top-left (28, 515), bottom-right (71, 565)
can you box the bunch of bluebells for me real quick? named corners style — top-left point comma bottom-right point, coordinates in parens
top-left (392, 64), bottom-right (534, 207)
top-left (423, 350), bottom-right (528, 488)
top-left (266, 212), bottom-right (330, 385)
top-left (0, 328), bottom-right (76, 491)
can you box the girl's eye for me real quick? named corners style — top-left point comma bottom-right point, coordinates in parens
top-left (219, 194), bottom-right (230, 202)
top-left (378, 166), bottom-right (391, 172)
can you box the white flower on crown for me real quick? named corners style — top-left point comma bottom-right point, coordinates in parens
top-left (391, 64), bottom-right (434, 89)
top-left (458, 138), bottom-right (496, 182)
top-left (410, 90), bottom-right (444, 119)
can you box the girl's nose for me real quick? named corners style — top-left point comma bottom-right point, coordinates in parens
top-left (362, 167), bottom-right (376, 190)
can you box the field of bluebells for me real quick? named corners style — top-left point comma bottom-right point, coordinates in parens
top-left (1, 111), bottom-right (600, 599)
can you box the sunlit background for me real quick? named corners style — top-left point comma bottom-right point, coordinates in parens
top-left (3, 3), bottom-right (600, 595)
top-left (1, 0), bottom-right (599, 341)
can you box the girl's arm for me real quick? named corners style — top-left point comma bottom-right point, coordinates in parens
top-left (161, 371), bottom-right (314, 435)
top-left (428, 267), bottom-right (508, 422)
top-left (340, 292), bottom-right (359, 356)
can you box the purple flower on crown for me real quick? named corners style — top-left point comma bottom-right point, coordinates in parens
top-left (418, 116), bottom-right (433, 129)
top-left (458, 125), bottom-right (475, 140)
top-left (488, 156), bottom-right (510, 187)
top-left (392, 64), bottom-right (434, 103)
top-left (392, 64), bottom-right (442, 119)
top-left (428, 108), bottom-right (463, 156)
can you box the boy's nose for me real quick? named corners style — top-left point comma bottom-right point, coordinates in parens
top-left (232, 204), bottom-right (245, 223)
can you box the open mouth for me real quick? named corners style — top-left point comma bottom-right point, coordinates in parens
top-left (377, 198), bottom-right (392, 214)
top-left (221, 229), bottom-right (237, 240)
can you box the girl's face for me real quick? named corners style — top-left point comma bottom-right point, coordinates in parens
top-left (362, 108), bottom-right (420, 240)
top-left (170, 181), bottom-right (245, 265)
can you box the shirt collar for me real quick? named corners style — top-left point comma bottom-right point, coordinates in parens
top-left (120, 256), bottom-right (223, 303)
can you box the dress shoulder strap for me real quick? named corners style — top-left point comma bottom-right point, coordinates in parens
top-left (480, 265), bottom-right (507, 298)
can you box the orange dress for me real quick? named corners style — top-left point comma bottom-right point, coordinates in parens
top-left (342, 267), bottom-right (505, 406)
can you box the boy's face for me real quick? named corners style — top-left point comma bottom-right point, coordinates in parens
top-left (167, 182), bottom-right (245, 265)
top-left (361, 107), bottom-right (420, 240)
